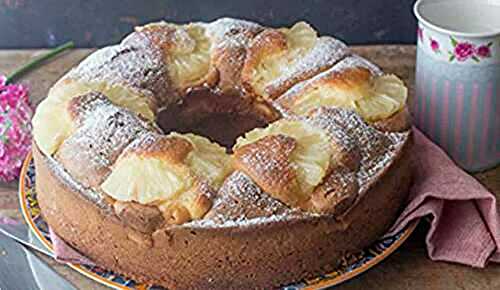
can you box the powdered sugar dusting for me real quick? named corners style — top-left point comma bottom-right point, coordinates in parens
top-left (45, 153), bottom-right (112, 212)
top-left (68, 110), bottom-right (149, 168)
top-left (267, 36), bottom-right (350, 95)
top-left (303, 109), bottom-right (357, 156)
top-left (120, 130), bottom-right (162, 154)
top-left (307, 107), bottom-right (407, 190)
top-left (188, 108), bottom-right (407, 229)
top-left (40, 18), bottom-right (410, 230)
top-left (320, 169), bottom-right (357, 200)
top-left (67, 43), bottom-right (170, 106)
top-left (274, 54), bottom-right (384, 111)
top-left (332, 54), bottom-right (383, 76)
top-left (69, 92), bottom-right (113, 124)
top-left (205, 18), bottom-right (263, 51)
top-left (218, 171), bottom-right (290, 215)
top-left (311, 167), bottom-right (358, 215)
top-left (239, 135), bottom-right (294, 178)
top-left (189, 171), bottom-right (307, 228)
top-left (57, 92), bottom-right (157, 187)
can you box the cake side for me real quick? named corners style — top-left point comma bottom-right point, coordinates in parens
top-left (34, 132), bottom-right (411, 289)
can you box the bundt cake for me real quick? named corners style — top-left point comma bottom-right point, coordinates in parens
top-left (32, 18), bottom-right (412, 289)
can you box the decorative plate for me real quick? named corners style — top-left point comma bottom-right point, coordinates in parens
top-left (19, 152), bottom-right (418, 290)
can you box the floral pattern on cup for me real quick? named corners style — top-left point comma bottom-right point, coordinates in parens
top-left (417, 25), bottom-right (497, 64)
top-left (417, 27), bottom-right (424, 42)
top-left (429, 37), bottom-right (440, 53)
top-left (448, 37), bottom-right (493, 63)
top-left (475, 44), bottom-right (492, 58)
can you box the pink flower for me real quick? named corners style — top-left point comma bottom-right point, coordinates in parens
top-left (0, 42), bottom-right (72, 181)
top-left (429, 38), bottom-right (440, 53)
top-left (454, 42), bottom-right (476, 61)
top-left (0, 77), bottom-right (6, 88)
top-left (0, 75), bottom-right (33, 182)
top-left (475, 45), bottom-right (491, 58)
top-left (417, 27), bottom-right (423, 41)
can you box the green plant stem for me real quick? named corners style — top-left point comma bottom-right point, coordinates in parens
top-left (6, 41), bottom-right (75, 84)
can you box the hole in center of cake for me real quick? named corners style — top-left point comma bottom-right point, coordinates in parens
top-left (157, 88), bottom-right (280, 149)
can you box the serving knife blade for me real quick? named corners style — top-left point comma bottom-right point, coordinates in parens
top-left (0, 232), bottom-right (77, 290)
top-left (0, 221), bottom-right (54, 258)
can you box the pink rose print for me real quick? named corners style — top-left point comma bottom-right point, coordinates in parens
top-left (417, 27), bottom-right (423, 41)
top-left (429, 38), bottom-right (440, 53)
top-left (447, 37), bottom-right (494, 63)
top-left (454, 42), bottom-right (475, 61)
top-left (475, 43), bottom-right (492, 58)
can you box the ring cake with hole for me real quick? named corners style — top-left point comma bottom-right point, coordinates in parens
top-left (32, 18), bottom-right (412, 289)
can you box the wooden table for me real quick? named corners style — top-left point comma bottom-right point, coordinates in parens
top-left (0, 46), bottom-right (499, 289)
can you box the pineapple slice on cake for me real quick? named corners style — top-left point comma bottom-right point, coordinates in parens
top-left (169, 24), bottom-right (213, 88)
top-left (49, 77), bottom-right (156, 121)
top-left (137, 22), bottom-right (214, 90)
top-left (353, 74), bottom-right (407, 122)
top-left (32, 97), bottom-right (75, 156)
top-left (101, 132), bottom-right (231, 223)
top-left (32, 88), bottom-right (154, 156)
top-left (276, 67), bottom-right (408, 123)
top-left (101, 153), bottom-right (193, 204)
top-left (233, 120), bottom-right (333, 206)
top-left (242, 22), bottom-right (318, 98)
top-left (169, 132), bottom-right (232, 189)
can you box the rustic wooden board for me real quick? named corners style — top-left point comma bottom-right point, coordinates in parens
top-left (0, 46), bottom-right (498, 290)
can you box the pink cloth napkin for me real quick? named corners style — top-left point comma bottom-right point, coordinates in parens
top-left (17, 128), bottom-right (500, 267)
top-left (48, 227), bottom-right (95, 265)
top-left (385, 128), bottom-right (500, 267)
top-left (0, 216), bottom-right (19, 225)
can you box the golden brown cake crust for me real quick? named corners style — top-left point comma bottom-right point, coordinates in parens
top-left (372, 108), bottom-right (412, 132)
top-left (32, 18), bottom-right (413, 289)
top-left (34, 134), bottom-right (411, 289)
top-left (233, 134), bottom-right (302, 206)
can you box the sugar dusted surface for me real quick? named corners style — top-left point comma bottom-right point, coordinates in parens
top-left (238, 135), bottom-right (294, 182)
top-left (69, 92), bottom-right (113, 124)
top-left (215, 171), bottom-right (292, 216)
top-left (333, 54), bottom-right (383, 76)
top-left (44, 152), bottom-right (112, 212)
top-left (304, 108), bottom-right (358, 157)
top-left (307, 107), bottom-right (407, 191)
top-left (40, 18), bottom-right (410, 230)
top-left (65, 103), bottom-right (151, 169)
top-left (267, 36), bottom-right (350, 95)
top-left (274, 53), bottom-right (384, 112)
top-left (121, 130), bottom-right (162, 154)
top-left (68, 43), bottom-right (169, 105)
top-left (205, 18), bottom-right (263, 51)
top-left (188, 171), bottom-right (309, 229)
top-left (320, 169), bottom-right (357, 200)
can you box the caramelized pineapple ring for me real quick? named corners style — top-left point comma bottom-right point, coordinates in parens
top-left (276, 67), bottom-right (407, 122)
top-left (33, 81), bottom-right (156, 157)
top-left (32, 97), bottom-right (76, 156)
top-left (136, 22), bottom-right (214, 89)
top-left (233, 120), bottom-right (334, 207)
top-left (242, 22), bottom-right (317, 98)
top-left (33, 45), bottom-right (162, 156)
top-left (101, 132), bottom-right (231, 224)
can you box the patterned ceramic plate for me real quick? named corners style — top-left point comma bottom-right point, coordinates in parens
top-left (19, 152), bottom-right (418, 290)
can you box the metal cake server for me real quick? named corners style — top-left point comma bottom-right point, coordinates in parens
top-left (0, 231), bottom-right (77, 290)
top-left (0, 221), bottom-right (54, 258)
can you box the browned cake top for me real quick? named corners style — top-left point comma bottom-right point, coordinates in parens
top-left (32, 18), bottom-right (410, 233)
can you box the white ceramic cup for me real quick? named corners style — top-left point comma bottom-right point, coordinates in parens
top-left (414, 0), bottom-right (500, 172)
